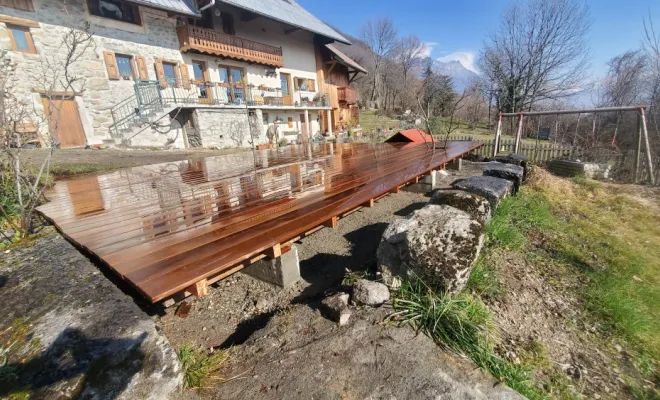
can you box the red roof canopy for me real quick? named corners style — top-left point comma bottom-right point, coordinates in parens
top-left (385, 128), bottom-right (433, 143)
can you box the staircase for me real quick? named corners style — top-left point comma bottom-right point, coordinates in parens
top-left (109, 81), bottom-right (176, 144)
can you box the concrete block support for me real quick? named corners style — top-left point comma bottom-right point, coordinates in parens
top-left (446, 158), bottom-right (462, 171)
top-left (243, 245), bottom-right (301, 287)
top-left (420, 170), bottom-right (438, 187)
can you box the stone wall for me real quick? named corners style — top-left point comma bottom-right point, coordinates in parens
top-left (194, 108), bottom-right (267, 149)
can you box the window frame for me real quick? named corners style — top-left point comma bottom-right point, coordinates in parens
top-left (217, 64), bottom-right (246, 100)
top-left (115, 53), bottom-right (137, 79)
top-left (6, 23), bottom-right (36, 54)
top-left (86, 0), bottom-right (142, 26)
top-left (161, 61), bottom-right (179, 84)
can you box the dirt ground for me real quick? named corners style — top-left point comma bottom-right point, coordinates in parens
top-left (156, 162), bottom-right (487, 351)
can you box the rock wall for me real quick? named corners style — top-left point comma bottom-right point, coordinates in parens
top-left (194, 108), bottom-right (266, 148)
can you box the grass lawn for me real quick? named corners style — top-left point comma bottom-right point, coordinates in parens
top-left (393, 169), bottom-right (660, 399)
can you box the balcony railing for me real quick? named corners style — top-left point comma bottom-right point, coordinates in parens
top-left (177, 24), bottom-right (283, 68)
top-left (337, 87), bottom-right (357, 105)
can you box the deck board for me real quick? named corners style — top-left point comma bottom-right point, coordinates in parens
top-left (37, 141), bottom-right (482, 303)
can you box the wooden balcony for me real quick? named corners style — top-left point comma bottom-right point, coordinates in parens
top-left (177, 24), bottom-right (283, 68)
top-left (337, 87), bottom-right (357, 105)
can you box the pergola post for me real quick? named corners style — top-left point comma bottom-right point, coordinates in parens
top-left (514, 113), bottom-right (524, 154)
top-left (493, 113), bottom-right (502, 157)
top-left (639, 107), bottom-right (655, 185)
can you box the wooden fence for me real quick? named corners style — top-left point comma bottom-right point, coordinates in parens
top-left (446, 137), bottom-right (574, 163)
top-left (447, 136), bottom-right (658, 185)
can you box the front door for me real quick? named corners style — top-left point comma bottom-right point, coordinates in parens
top-left (192, 60), bottom-right (212, 104)
top-left (41, 96), bottom-right (86, 148)
top-left (280, 72), bottom-right (292, 105)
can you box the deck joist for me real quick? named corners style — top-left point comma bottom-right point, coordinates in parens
top-left (37, 141), bottom-right (482, 303)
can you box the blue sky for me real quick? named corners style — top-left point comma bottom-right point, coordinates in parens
top-left (298, 0), bottom-right (660, 77)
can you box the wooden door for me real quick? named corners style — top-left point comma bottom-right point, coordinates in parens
top-left (300, 113), bottom-right (308, 138)
top-left (280, 72), bottom-right (292, 105)
top-left (41, 96), bottom-right (86, 148)
top-left (192, 60), bottom-right (212, 104)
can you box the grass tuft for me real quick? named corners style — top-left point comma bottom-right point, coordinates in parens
top-left (177, 344), bottom-right (231, 390)
top-left (391, 277), bottom-right (546, 399)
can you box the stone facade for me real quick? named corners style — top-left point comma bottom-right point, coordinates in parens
top-left (0, 0), bottom-right (346, 148)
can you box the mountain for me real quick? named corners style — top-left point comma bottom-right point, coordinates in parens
top-left (429, 59), bottom-right (479, 93)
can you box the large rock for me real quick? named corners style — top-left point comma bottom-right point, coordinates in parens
top-left (452, 176), bottom-right (513, 209)
top-left (0, 232), bottom-right (182, 400)
top-left (352, 279), bottom-right (390, 306)
top-left (494, 153), bottom-right (530, 181)
top-left (483, 162), bottom-right (524, 194)
top-left (429, 189), bottom-right (491, 225)
top-left (377, 205), bottom-right (484, 294)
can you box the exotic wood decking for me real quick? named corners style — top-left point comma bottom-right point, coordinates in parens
top-left (37, 141), bottom-right (482, 303)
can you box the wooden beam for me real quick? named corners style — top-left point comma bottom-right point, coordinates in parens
top-left (0, 15), bottom-right (40, 28)
top-left (187, 279), bottom-right (208, 298)
top-left (362, 199), bottom-right (375, 208)
top-left (266, 243), bottom-right (282, 258)
top-left (284, 27), bottom-right (300, 35)
top-left (326, 60), bottom-right (337, 76)
top-left (324, 216), bottom-right (338, 228)
top-left (348, 71), bottom-right (360, 85)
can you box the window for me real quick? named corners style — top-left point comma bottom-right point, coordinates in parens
top-left (87, 0), bottom-right (141, 25)
top-left (7, 24), bottom-right (36, 54)
top-left (115, 54), bottom-right (135, 78)
top-left (294, 78), bottom-right (316, 92)
top-left (262, 113), bottom-right (269, 125)
top-left (218, 65), bottom-right (245, 101)
top-left (0, 0), bottom-right (34, 12)
top-left (162, 62), bottom-right (178, 83)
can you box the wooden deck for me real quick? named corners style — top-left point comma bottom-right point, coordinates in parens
top-left (37, 141), bottom-right (482, 303)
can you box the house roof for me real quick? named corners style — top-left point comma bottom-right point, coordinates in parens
top-left (386, 128), bottom-right (434, 143)
top-left (325, 44), bottom-right (367, 74)
top-left (217, 0), bottom-right (351, 45)
top-left (127, 0), bottom-right (200, 17)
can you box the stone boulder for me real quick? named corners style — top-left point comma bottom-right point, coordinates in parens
top-left (483, 162), bottom-right (525, 194)
top-left (377, 205), bottom-right (484, 294)
top-left (494, 153), bottom-right (530, 181)
top-left (321, 293), bottom-right (351, 326)
top-left (452, 176), bottom-right (513, 209)
top-left (352, 279), bottom-right (390, 306)
top-left (429, 189), bottom-right (491, 225)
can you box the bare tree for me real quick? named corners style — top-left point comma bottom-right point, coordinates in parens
top-left (480, 0), bottom-right (591, 113)
top-left (360, 17), bottom-right (398, 105)
top-left (391, 35), bottom-right (425, 109)
top-left (600, 50), bottom-right (646, 107)
top-left (0, 7), bottom-right (94, 240)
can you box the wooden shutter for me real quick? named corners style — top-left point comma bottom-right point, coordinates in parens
top-left (179, 63), bottom-right (191, 89)
top-left (287, 117), bottom-right (293, 128)
top-left (103, 51), bottom-right (119, 80)
top-left (135, 56), bottom-right (149, 80)
top-left (293, 78), bottom-right (299, 90)
top-left (154, 58), bottom-right (167, 88)
top-left (308, 79), bottom-right (316, 91)
top-left (0, 0), bottom-right (35, 12)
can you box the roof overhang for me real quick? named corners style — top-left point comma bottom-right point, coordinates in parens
top-left (126, 0), bottom-right (201, 17)
top-left (216, 0), bottom-right (351, 45)
top-left (325, 44), bottom-right (367, 74)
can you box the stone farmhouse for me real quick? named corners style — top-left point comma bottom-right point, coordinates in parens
top-left (0, 0), bottom-right (365, 148)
